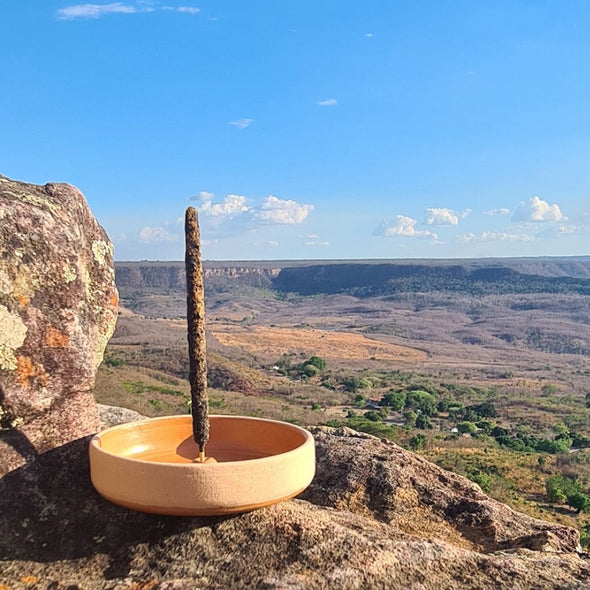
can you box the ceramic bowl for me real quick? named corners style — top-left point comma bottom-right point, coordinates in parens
top-left (89, 414), bottom-right (315, 515)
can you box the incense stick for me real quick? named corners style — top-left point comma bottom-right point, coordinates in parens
top-left (185, 206), bottom-right (209, 458)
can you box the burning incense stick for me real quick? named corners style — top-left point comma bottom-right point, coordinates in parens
top-left (185, 206), bottom-right (209, 461)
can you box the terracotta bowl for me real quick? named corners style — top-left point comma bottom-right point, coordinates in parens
top-left (89, 414), bottom-right (315, 516)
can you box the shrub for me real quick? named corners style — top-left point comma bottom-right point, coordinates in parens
top-left (364, 410), bottom-right (384, 422)
top-left (403, 410), bottom-right (417, 427)
top-left (468, 470), bottom-right (492, 493)
top-left (303, 364), bottom-right (320, 377)
top-left (405, 390), bottom-right (437, 416)
top-left (306, 356), bottom-right (326, 370)
top-left (457, 421), bottom-right (477, 435)
top-left (415, 414), bottom-right (433, 430)
top-left (379, 390), bottom-right (406, 411)
top-left (546, 475), bottom-right (582, 504)
top-left (567, 492), bottom-right (590, 513)
top-left (354, 393), bottom-right (367, 407)
top-left (409, 434), bottom-right (427, 451)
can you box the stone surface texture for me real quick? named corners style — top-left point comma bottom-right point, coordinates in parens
top-left (0, 175), bottom-right (118, 475)
top-left (0, 424), bottom-right (588, 589)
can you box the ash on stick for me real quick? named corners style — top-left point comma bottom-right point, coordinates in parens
top-left (185, 206), bottom-right (209, 461)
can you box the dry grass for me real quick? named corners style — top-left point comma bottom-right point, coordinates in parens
top-left (211, 324), bottom-right (428, 363)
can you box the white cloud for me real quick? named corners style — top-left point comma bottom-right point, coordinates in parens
top-left (424, 207), bottom-right (460, 226)
top-left (258, 195), bottom-right (313, 224)
top-left (317, 98), bottom-right (337, 107)
top-left (57, 2), bottom-right (137, 19)
top-left (138, 226), bottom-right (178, 242)
top-left (512, 196), bottom-right (565, 223)
top-left (485, 208), bottom-right (510, 216)
top-left (189, 190), bottom-right (214, 202)
top-left (374, 215), bottom-right (438, 239)
top-left (200, 193), bottom-right (249, 217)
top-left (365, 33), bottom-right (373, 38)
top-left (229, 118), bottom-right (253, 129)
top-left (304, 240), bottom-right (330, 247)
top-left (195, 192), bottom-right (313, 232)
top-left (456, 231), bottom-right (536, 244)
top-left (57, 2), bottom-right (200, 19)
top-left (268, 240), bottom-right (279, 247)
top-left (175, 6), bottom-right (200, 13)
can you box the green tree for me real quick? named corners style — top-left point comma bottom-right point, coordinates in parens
top-left (415, 414), bottom-right (433, 430)
top-left (567, 492), bottom-right (590, 513)
top-left (457, 421), bottom-right (477, 435)
top-left (403, 410), bottom-right (417, 427)
top-left (303, 364), bottom-right (320, 377)
top-left (468, 470), bottom-right (492, 493)
top-left (364, 410), bottom-right (383, 422)
top-left (409, 434), bottom-right (427, 451)
top-left (380, 390), bottom-right (406, 411)
top-left (354, 393), bottom-right (367, 407)
top-left (405, 390), bottom-right (437, 416)
top-left (306, 356), bottom-right (326, 370)
top-left (546, 475), bottom-right (582, 503)
top-left (476, 420), bottom-right (494, 434)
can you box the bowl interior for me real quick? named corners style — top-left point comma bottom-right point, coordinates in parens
top-left (96, 415), bottom-right (309, 464)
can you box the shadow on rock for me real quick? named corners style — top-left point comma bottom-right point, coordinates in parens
top-left (0, 436), bottom-right (222, 577)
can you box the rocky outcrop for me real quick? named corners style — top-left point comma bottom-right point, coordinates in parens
top-left (115, 262), bottom-right (279, 292)
top-left (0, 175), bottom-right (118, 476)
top-left (0, 424), bottom-right (587, 589)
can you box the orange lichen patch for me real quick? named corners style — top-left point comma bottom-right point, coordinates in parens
top-left (45, 327), bottom-right (69, 348)
top-left (0, 584), bottom-right (9, 590)
top-left (110, 293), bottom-right (119, 307)
top-left (16, 356), bottom-right (49, 387)
top-left (21, 576), bottom-right (38, 585)
top-left (18, 294), bottom-right (29, 308)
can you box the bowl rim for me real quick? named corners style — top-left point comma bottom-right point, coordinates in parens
top-left (90, 414), bottom-right (314, 468)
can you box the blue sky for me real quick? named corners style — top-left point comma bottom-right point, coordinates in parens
top-left (2, 1), bottom-right (590, 261)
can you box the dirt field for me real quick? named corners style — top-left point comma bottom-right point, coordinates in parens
top-left (211, 324), bottom-right (428, 363)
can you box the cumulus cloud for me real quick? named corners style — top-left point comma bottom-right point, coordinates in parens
top-left (138, 226), bottom-right (178, 242)
top-left (229, 118), bottom-right (253, 129)
top-left (304, 240), bottom-right (330, 247)
top-left (194, 191), bottom-right (313, 233)
top-left (423, 207), bottom-right (471, 226)
top-left (424, 208), bottom-right (459, 226)
top-left (456, 231), bottom-right (536, 244)
top-left (258, 196), bottom-right (313, 224)
top-left (189, 190), bottom-right (214, 202)
top-left (512, 196), bottom-right (565, 223)
top-left (200, 193), bottom-right (249, 217)
top-left (317, 98), bottom-right (337, 106)
top-left (57, 2), bottom-right (201, 19)
top-left (374, 215), bottom-right (438, 239)
top-left (485, 208), bottom-right (510, 216)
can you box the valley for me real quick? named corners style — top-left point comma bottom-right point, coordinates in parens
top-left (95, 257), bottom-right (590, 541)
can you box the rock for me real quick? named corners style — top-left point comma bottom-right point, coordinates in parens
top-left (0, 175), bottom-right (118, 476)
top-left (98, 404), bottom-right (146, 429)
top-left (302, 426), bottom-right (580, 553)
top-left (0, 425), bottom-right (588, 589)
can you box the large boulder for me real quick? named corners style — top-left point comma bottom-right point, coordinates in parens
top-left (0, 175), bottom-right (118, 475)
top-left (0, 425), bottom-right (587, 589)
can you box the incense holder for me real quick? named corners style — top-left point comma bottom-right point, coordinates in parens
top-left (89, 415), bottom-right (315, 515)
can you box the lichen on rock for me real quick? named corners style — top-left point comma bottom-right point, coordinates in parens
top-left (0, 304), bottom-right (28, 371)
top-left (0, 174), bottom-right (118, 475)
